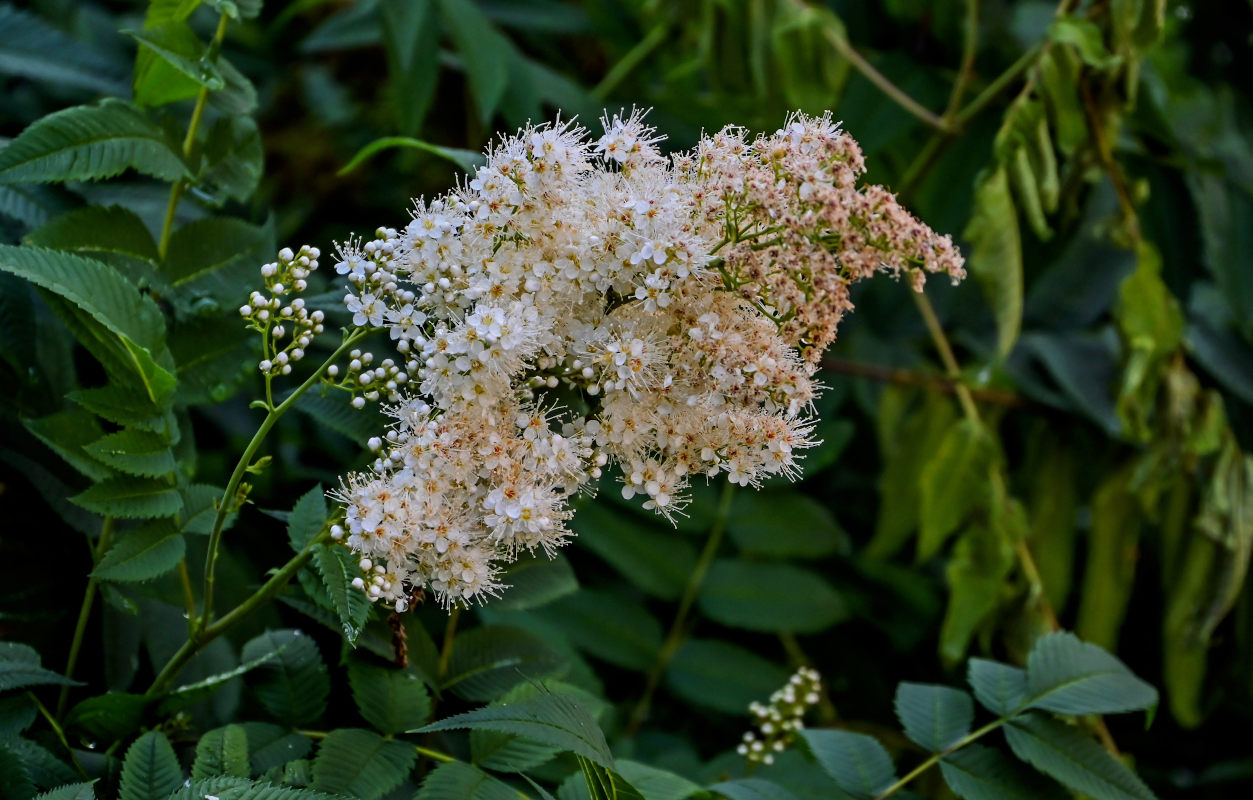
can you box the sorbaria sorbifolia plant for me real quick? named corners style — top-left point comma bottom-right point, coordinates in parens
top-left (241, 111), bottom-right (965, 610)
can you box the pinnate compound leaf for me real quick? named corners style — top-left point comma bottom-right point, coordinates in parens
top-left (416, 761), bottom-right (519, 800)
top-left (0, 99), bottom-right (187, 184)
top-left (172, 776), bottom-right (346, 800)
top-left (967, 659), bottom-right (1028, 717)
top-left (1003, 713), bottom-right (1156, 800)
top-left (311, 728), bottom-right (416, 800)
top-left (71, 476), bottom-right (183, 520)
top-left (287, 485), bottom-right (327, 553)
top-left (894, 683), bottom-right (974, 752)
top-left (0, 245), bottom-right (175, 404)
top-left (698, 560), bottom-right (847, 634)
top-left (939, 743), bottom-right (1069, 800)
top-left (119, 730), bottom-right (181, 800)
top-left (241, 630), bottom-right (330, 727)
top-left (34, 783), bottom-right (99, 800)
top-left (93, 521), bottom-right (185, 582)
top-left (84, 429), bottom-right (177, 478)
top-left (799, 729), bottom-right (897, 799)
top-left (418, 692), bottom-right (615, 769)
top-left (346, 658), bottom-right (431, 735)
top-left (0, 642), bottom-right (82, 692)
top-left (1024, 631), bottom-right (1158, 715)
top-left (312, 545), bottom-right (371, 644)
top-left (194, 724), bottom-right (250, 780)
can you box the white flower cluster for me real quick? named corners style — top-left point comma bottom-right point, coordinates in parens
top-left (316, 110), bottom-right (963, 609)
top-left (240, 246), bottom-right (327, 377)
top-left (738, 666), bottom-right (823, 765)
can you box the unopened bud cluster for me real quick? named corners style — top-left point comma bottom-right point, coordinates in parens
top-left (239, 245), bottom-right (326, 376)
top-left (738, 666), bottom-right (823, 765)
top-left (272, 110), bottom-right (964, 609)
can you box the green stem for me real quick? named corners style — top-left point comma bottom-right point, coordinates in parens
top-left (157, 12), bottom-right (231, 260)
top-left (912, 291), bottom-right (980, 423)
top-left (873, 717), bottom-right (1009, 799)
top-left (200, 329), bottom-right (367, 629)
top-left (30, 692), bottom-right (89, 779)
top-left (416, 745), bottom-right (456, 764)
top-left (943, 0), bottom-right (981, 121)
top-left (592, 19), bottom-right (670, 100)
top-left (57, 517), bottom-right (113, 719)
top-left (148, 530), bottom-right (329, 695)
top-left (625, 479), bottom-right (735, 736)
top-left (437, 606), bottom-right (461, 681)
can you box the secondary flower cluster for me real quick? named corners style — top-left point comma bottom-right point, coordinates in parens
top-left (301, 110), bottom-right (962, 609)
top-left (738, 666), bottom-right (824, 765)
top-left (239, 245), bottom-right (327, 377)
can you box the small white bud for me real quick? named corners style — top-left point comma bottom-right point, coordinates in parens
top-left (239, 305), bottom-right (252, 317)
top-left (352, 396), bottom-right (366, 409)
top-left (367, 437), bottom-right (382, 451)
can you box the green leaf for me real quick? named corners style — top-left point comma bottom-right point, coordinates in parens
top-left (571, 501), bottom-right (697, 600)
top-left (939, 744), bottom-right (1069, 800)
top-left (66, 693), bottom-right (152, 742)
top-left (727, 490), bottom-right (847, 557)
top-left (0, 5), bottom-right (126, 94)
top-left (579, 756), bottom-right (647, 800)
top-left (33, 784), bottom-right (98, 800)
top-left (443, 625), bottom-right (566, 701)
top-left (963, 166), bottom-right (1024, 360)
top-left (67, 384), bottom-right (167, 433)
top-left (436, 0), bottom-right (513, 124)
top-left (967, 659), bottom-right (1028, 717)
top-left (93, 521), bottom-right (185, 582)
top-left (469, 680), bottom-right (597, 772)
top-left (338, 137), bottom-right (485, 177)
top-left (311, 728), bottom-right (416, 800)
top-left (199, 117), bottom-right (264, 205)
top-left (312, 545), bottom-right (371, 644)
top-left (0, 642), bottom-right (82, 692)
top-left (0, 744), bottom-right (35, 800)
top-left (1003, 713), bottom-right (1156, 800)
top-left (1076, 470), bottom-right (1141, 650)
top-left (206, 0), bottom-right (264, 20)
top-left (1023, 631), bottom-right (1158, 715)
top-left (799, 729), bottom-right (897, 799)
top-left (380, 0), bottom-right (441, 136)
top-left (894, 683), bottom-right (974, 752)
top-left (418, 691), bottom-right (615, 769)
top-left (128, 21), bottom-right (224, 102)
top-left (193, 725), bottom-right (251, 780)
top-left (0, 99), bottom-right (187, 184)
top-left (616, 761), bottom-right (702, 800)
top-left (84, 429), bottom-right (177, 478)
top-left (539, 589), bottom-right (662, 670)
top-left (699, 560), bottom-right (847, 634)
top-left (165, 216), bottom-right (273, 320)
top-left (708, 779), bottom-right (798, 800)
top-left (1049, 16), bottom-right (1120, 69)
top-left (0, 245), bottom-right (176, 404)
top-left (182, 483), bottom-right (236, 535)
top-left (295, 392), bottom-right (388, 445)
top-left (287, 485), bottom-right (327, 553)
top-left (22, 409), bottom-right (112, 480)
top-left (492, 554), bottom-right (578, 611)
top-left (4, 737), bottom-right (77, 788)
top-left (416, 761), bottom-right (520, 800)
top-left (665, 639), bottom-right (789, 715)
top-left (0, 695), bottom-right (36, 738)
top-left (241, 630), bottom-right (330, 727)
top-left (241, 722), bottom-right (313, 776)
top-left (0, 184), bottom-right (71, 229)
top-left (119, 730), bottom-right (182, 800)
top-left (207, 57), bottom-right (259, 116)
top-left (173, 776), bottom-right (347, 800)
top-left (26, 205), bottom-right (161, 269)
top-left (346, 658), bottom-right (431, 735)
top-left (939, 516), bottom-right (1015, 664)
top-left (919, 419), bottom-right (998, 560)
top-left (71, 476), bottom-right (183, 520)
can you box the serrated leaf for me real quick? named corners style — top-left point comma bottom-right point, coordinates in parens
top-left (194, 724), bottom-right (251, 780)
top-left (0, 99), bottom-right (187, 184)
top-left (616, 761), bottom-right (702, 800)
top-left (420, 691), bottom-right (614, 768)
top-left (346, 658), bottom-right (431, 735)
top-left (442, 625), bottom-right (566, 701)
top-left (71, 476), bottom-right (183, 520)
top-left (0, 183), bottom-right (71, 229)
top-left (119, 730), bottom-right (182, 800)
top-left (469, 681), bottom-right (595, 773)
top-left (4, 737), bottom-right (78, 789)
top-left (665, 639), bottom-right (789, 715)
top-left (578, 756), bottom-right (647, 800)
top-left (311, 728), bottom-right (416, 800)
top-left (939, 743), bottom-right (1070, 800)
top-left (287, 485), bottom-right (326, 553)
top-left (0, 245), bottom-right (175, 404)
top-left (967, 659), bottom-right (1028, 717)
top-left (294, 391), bottom-right (388, 445)
top-left (799, 729), bottom-right (897, 799)
top-left (127, 22), bottom-right (224, 95)
top-left (0, 695), bottom-right (37, 738)
top-left (0, 744), bottom-right (35, 800)
top-left (1023, 631), bottom-right (1158, 715)
top-left (66, 692), bottom-right (151, 742)
top-left (241, 630), bottom-right (330, 727)
top-left (963, 166), bottom-right (1024, 360)
top-left (67, 384), bottom-right (166, 433)
top-left (727, 490), bottom-right (848, 557)
top-left (93, 521), bottom-right (185, 582)
top-left (708, 779), bottom-right (798, 800)
top-left (199, 116), bottom-right (263, 204)
top-left (417, 761), bottom-right (519, 800)
top-left (698, 560), bottom-right (847, 634)
top-left (312, 545), bottom-right (371, 644)
top-left (1003, 713), bottom-right (1156, 800)
top-left (22, 408), bottom-right (112, 480)
top-left (26, 205), bottom-right (161, 266)
top-left (492, 554), bottom-right (577, 611)
top-left (0, 642), bottom-right (82, 692)
top-left (182, 483), bottom-right (235, 535)
top-left (571, 501), bottom-right (697, 600)
top-left (172, 775), bottom-right (346, 800)
top-left (0, 5), bottom-right (126, 94)
top-left (33, 783), bottom-right (98, 800)
top-left (918, 419), bottom-right (997, 560)
top-left (894, 683), bottom-right (974, 753)
top-left (84, 429), bottom-right (177, 478)
top-left (207, 56), bottom-right (258, 116)
top-left (241, 723), bottom-right (314, 776)
top-left (165, 216), bottom-right (273, 320)
top-left (539, 589), bottom-right (662, 670)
